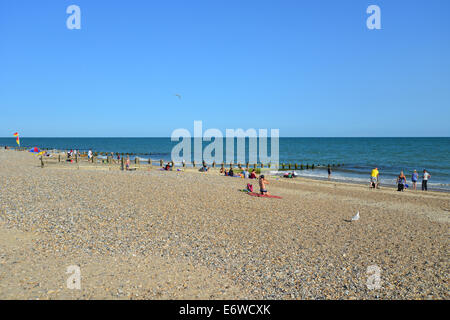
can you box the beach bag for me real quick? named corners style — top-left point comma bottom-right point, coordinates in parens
top-left (247, 184), bottom-right (253, 192)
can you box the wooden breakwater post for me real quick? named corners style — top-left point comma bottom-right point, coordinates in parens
top-left (40, 156), bottom-right (44, 168)
top-left (121, 157), bottom-right (124, 171)
top-left (148, 158), bottom-right (152, 166)
top-left (160, 159), bottom-right (164, 167)
top-left (192, 161), bottom-right (196, 168)
top-left (212, 161), bottom-right (216, 168)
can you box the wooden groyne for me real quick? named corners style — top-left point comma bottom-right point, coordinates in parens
top-left (36, 150), bottom-right (344, 171)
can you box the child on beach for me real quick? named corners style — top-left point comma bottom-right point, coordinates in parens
top-left (126, 156), bottom-right (130, 170)
top-left (259, 175), bottom-right (269, 195)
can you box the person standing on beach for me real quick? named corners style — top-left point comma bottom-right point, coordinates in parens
top-left (397, 171), bottom-right (407, 192)
top-left (327, 165), bottom-right (332, 180)
top-left (422, 169), bottom-right (431, 191)
top-left (88, 150), bottom-right (93, 160)
top-left (370, 167), bottom-right (379, 189)
top-left (259, 175), bottom-right (269, 195)
top-left (411, 170), bottom-right (419, 190)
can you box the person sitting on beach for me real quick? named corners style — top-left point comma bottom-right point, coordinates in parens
top-left (242, 168), bottom-right (249, 179)
top-left (250, 170), bottom-right (257, 179)
top-left (199, 165), bottom-right (209, 172)
top-left (259, 175), bottom-right (269, 195)
top-left (228, 167), bottom-right (234, 177)
top-left (370, 167), bottom-right (379, 189)
top-left (411, 170), bottom-right (419, 191)
top-left (397, 171), bottom-right (407, 191)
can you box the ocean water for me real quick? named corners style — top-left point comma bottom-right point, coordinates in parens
top-left (1, 137), bottom-right (449, 191)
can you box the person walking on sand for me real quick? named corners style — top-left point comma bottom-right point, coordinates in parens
top-left (397, 171), bottom-right (407, 192)
top-left (411, 170), bottom-right (419, 190)
top-left (422, 169), bottom-right (431, 191)
top-left (370, 167), bottom-right (379, 189)
top-left (328, 165), bottom-right (332, 180)
top-left (259, 175), bottom-right (269, 195)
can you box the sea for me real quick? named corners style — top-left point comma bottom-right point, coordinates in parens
top-left (1, 137), bottom-right (449, 192)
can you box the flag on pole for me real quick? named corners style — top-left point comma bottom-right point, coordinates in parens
top-left (13, 132), bottom-right (20, 146)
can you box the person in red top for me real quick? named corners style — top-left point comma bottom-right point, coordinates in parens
top-left (249, 170), bottom-right (257, 179)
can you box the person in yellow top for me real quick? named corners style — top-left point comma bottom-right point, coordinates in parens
top-left (370, 167), bottom-right (379, 189)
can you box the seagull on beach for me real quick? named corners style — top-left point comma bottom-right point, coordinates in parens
top-left (351, 211), bottom-right (360, 221)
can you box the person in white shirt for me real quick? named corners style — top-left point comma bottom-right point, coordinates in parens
top-left (422, 169), bottom-right (431, 191)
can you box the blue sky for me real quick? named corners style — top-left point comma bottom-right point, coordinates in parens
top-left (0, 0), bottom-right (449, 137)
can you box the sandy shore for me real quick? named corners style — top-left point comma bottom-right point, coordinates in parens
top-left (0, 149), bottom-right (448, 300)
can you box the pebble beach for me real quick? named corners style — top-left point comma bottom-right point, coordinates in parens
top-left (0, 149), bottom-right (448, 300)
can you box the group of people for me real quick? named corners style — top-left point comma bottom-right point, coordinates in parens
top-left (67, 149), bottom-right (79, 159)
top-left (370, 167), bottom-right (432, 191)
top-left (221, 167), bottom-right (258, 179)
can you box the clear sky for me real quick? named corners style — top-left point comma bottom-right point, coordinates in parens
top-left (1, 0), bottom-right (449, 137)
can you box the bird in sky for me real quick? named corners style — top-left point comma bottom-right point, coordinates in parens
top-left (175, 94), bottom-right (181, 100)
